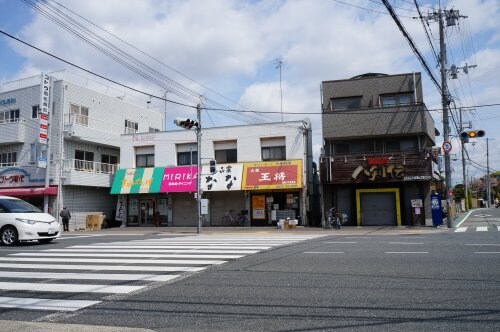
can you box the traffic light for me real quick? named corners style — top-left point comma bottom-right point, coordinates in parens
top-left (209, 160), bottom-right (216, 174)
top-left (460, 129), bottom-right (485, 141)
top-left (174, 117), bottom-right (198, 129)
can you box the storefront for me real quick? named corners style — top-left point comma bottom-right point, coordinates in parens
top-left (111, 160), bottom-right (304, 227)
top-left (0, 166), bottom-right (57, 213)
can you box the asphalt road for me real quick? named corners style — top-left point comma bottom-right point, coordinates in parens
top-left (0, 211), bottom-right (498, 332)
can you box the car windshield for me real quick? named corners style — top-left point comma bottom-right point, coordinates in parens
top-left (0, 198), bottom-right (43, 213)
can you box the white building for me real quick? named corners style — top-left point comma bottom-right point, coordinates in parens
top-left (112, 121), bottom-right (315, 227)
top-left (0, 72), bottom-right (162, 229)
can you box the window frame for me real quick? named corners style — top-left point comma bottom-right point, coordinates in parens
top-left (261, 146), bottom-right (286, 161)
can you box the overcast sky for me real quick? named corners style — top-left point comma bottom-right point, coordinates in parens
top-left (0, 0), bottom-right (498, 183)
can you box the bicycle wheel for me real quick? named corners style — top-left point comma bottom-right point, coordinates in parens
top-left (237, 215), bottom-right (248, 226)
top-left (221, 216), bottom-right (230, 226)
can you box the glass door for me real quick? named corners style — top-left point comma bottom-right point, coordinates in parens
top-left (139, 199), bottom-right (154, 226)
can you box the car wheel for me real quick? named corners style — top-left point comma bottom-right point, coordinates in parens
top-left (38, 239), bottom-right (53, 244)
top-left (1, 226), bottom-right (19, 246)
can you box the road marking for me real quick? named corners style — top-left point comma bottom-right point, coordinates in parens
top-left (57, 235), bottom-right (105, 240)
top-left (474, 252), bottom-right (500, 254)
top-left (13, 252), bottom-right (245, 259)
top-left (323, 241), bottom-right (357, 244)
top-left (498, 226), bottom-right (500, 231)
top-left (385, 252), bottom-right (428, 254)
top-left (476, 227), bottom-right (488, 232)
top-left (68, 245), bottom-right (272, 250)
top-left (0, 271), bottom-right (179, 281)
top-left (466, 244), bottom-right (500, 246)
top-left (455, 227), bottom-right (467, 232)
top-left (0, 257), bottom-right (226, 265)
top-left (0, 296), bottom-right (99, 311)
top-left (344, 237), bottom-right (370, 239)
top-left (303, 252), bottom-right (345, 254)
top-left (0, 263), bottom-right (205, 272)
top-left (0, 282), bottom-right (144, 294)
top-left (389, 242), bottom-right (424, 245)
top-left (45, 248), bottom-right (260, 254)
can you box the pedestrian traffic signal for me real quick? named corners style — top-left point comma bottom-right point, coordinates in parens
top-left (174, 117), bottom-right (198, 129)
top-left (209, 160), bottom-right (216, 173)
top-left (460, 130), bottom-right (485, 140)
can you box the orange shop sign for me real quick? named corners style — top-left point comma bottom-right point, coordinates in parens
top-left (242, 160), bottom-right (302, 190)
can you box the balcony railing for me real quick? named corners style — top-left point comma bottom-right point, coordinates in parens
top-left (0, 162), bottom-right (19, 167)
top-left (62, 159), bottom-right (118, 174)
top-left (0, 118), bottom-right (25, 125)
top-left (64, 113), bottom-right (125, 135)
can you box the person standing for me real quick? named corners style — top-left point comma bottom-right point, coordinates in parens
top-left (153, 211), bottom-right (161, 227)
top-left (60, 207), bottom-right (71, 232)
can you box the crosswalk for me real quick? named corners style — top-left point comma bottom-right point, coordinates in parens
top-left (454, 226), bottom-right (500, 232)
top-left (0, 234), bottom-right (322, 312)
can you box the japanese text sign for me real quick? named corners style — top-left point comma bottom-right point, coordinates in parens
top-left (242, 160), bottom-right (302, 190)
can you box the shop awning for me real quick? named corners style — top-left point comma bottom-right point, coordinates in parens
top-left (0, 186), bottom-right (58, 197)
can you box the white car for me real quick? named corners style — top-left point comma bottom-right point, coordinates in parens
top-left (0, 196), bottom-right (61, 246)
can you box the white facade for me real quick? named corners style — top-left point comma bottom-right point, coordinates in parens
top-left (115, 121), bottom-right (315, 227)
top-left (0, 72), bottom-right (162, 230)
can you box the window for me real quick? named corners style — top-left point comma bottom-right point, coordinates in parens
top-left (32, 105), bottom-right (40, 119)
top-left (125, 119), bottom-right (138, 134)
top-left (148, 127), bottom-right (160, 133)
top-left (262, 147), bottom-right (286, 161)
top-left (101, 154), bottom-right (118, 165)
top-left (400, 138), bottom-right (418, 151)
top-left (70, 103), bottom-right (89, 126)
top-left (334, 143), bottom-right (349, 154)
top-left (0, 109), bottom-right (20, 123)
top-left (74, 149), bottom-right (94, 171)
top-left (215, 149), bottom-right (237, 163)
top-left (176, 144), bottom-right (197, 165)
top-left (214, 140), bottom-right (237, 163)
top-left (385, 141), bottom-right (400, 152)
top-left (331, 97), bottom-right (361, 110)
top-left (0, 151), bottom-right (17, 166)
top-left (136, 154), bottom-right (154, 167)
top-left (380, 93), bottom-right (414, 107)
top-left (261, 137), bottom-right (286, 161)
top-left (101, 154), bottom-right (118, 174)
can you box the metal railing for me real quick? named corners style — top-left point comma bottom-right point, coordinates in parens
top-left (62, 159), bottom-right (118, 174)
top-left (0, 118), bottom-right (25, 125)
top-left (64, 113), bottom-right (124, 134)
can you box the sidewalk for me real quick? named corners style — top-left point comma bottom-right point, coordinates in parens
top-left (67, 224), bottom-right (451, 236)
top-left (0, 320), bottom-right (154, 332)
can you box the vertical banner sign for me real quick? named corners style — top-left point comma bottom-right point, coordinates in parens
top-left (39, 74), bottom-right (50, 145)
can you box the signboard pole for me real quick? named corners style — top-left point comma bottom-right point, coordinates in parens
top-left (40, 74), bottom-right (52, 214)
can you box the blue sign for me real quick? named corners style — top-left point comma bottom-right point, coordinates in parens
top-left (0, 97), bottom-right (16, 106)
top-left (431, 193), bottom-right (443, 226)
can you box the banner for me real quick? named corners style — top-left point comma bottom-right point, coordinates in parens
top-left (242, 160), bottom-right (302, 190)
top-left (39, 74), bottom-right (51, 145)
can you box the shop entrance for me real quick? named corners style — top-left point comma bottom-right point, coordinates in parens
top-left (356, 188), bottom-right (401, 226)
top-left (139, 199), bottom-right (154, 225)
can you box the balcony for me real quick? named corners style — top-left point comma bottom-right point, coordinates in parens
top-left (61, 159), bottom-right (118, 187)
top-left (64, 113), bottom-right (124, 147)
top-left (0, 119), bottom-right (26, 144)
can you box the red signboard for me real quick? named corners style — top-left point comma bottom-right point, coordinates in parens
top-left (242, 160), bottom-right (302, 190)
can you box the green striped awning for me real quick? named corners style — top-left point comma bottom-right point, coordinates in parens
top-left (110, 168), bottom-right (164, 194)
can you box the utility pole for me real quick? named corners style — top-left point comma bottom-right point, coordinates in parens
top-left (486, 138), bottom-right (490, 208)
top-left (459, 108), bottom-right (468, 211)
top-left (438, 9), bottom-right (453, 228)
top-left (196, 104), bottom-right (202, 233)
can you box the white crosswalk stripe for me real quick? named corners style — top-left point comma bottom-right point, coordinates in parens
top-left (454, 226), bottom-right (500, 232)
top-left (0, 234), bottom-right (323, 312)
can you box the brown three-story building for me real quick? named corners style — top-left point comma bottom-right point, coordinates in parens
top-left (320, 72), bottom-right (442, 226)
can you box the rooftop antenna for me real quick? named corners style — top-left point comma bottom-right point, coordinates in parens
top-left (275, 58), bottom-right (285, 122)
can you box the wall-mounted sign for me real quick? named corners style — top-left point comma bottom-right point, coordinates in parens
top-left (201, 163), bottom-right (242, 191)
top-left (0, 97), bottom-right (16, 106)
top-left (352, 164), bottom-right (404, 181)
top-left (242, 160), bottom-right (302, 190)
top-left (39, 74), bottom-right (51, 145)
top-left (252, 195), bottom-right (266, 219)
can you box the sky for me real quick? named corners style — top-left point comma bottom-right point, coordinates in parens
top-left (0, 0), bottom-right (498, 185)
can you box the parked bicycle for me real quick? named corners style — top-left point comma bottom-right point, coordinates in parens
top-left (325, 207), bottom-right (348, 229)
top-left (222, 210), bottom-right (248, 226)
